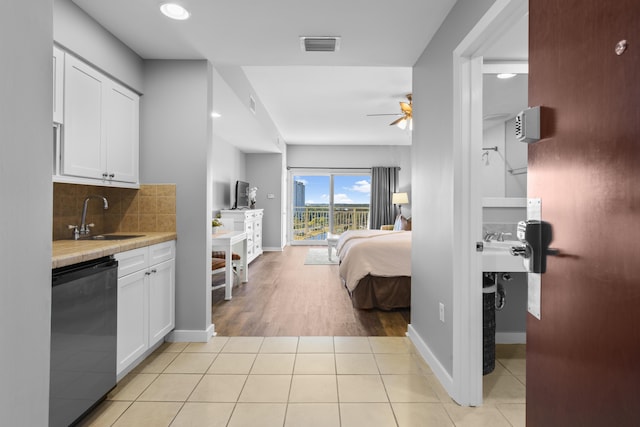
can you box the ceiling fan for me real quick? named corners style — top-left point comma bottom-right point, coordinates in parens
top-left (367, 94), bottom-right (413, 130)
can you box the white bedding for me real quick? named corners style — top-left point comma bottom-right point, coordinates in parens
top-left (336, 230), bottom-right (411, 292)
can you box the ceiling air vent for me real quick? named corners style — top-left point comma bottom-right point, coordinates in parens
top-left (300, 36), bottom-right (341, 52)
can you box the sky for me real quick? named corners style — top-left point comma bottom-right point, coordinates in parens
top-left (294, 175), bottom-right (370, 205)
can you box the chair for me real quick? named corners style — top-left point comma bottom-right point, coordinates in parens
top-left (211, 251), bottom-right (241, 291)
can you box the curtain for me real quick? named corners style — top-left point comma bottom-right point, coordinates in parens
top-left (369, 166), bottom-right (399, 229)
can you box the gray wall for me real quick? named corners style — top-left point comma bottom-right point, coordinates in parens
top-left (211, 136), bottom-right (246, 212)
top-left (0, 1), bottom-right (53, 424)
top-left (53, 0), bottom-right (144, 92)
top-left (287, 145), bottom-right (412, 217)
top-left (140, 60), bottom-right (213, 336)
top-left (246, 153), bottom-right (285, 250)
top-left (411, 0), bottom-right (495, 376)
top-left (495, 273), bottom-right (527, 335)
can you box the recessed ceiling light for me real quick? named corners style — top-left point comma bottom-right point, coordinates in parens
top-left (210, 112), bottom-right (222, 118)
top-left (497, 73), bottom-right (517, 79)
top-left (160, 3), bottom-right (190, 20)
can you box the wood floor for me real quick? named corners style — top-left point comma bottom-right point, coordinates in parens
top-left (211, 246), bottom-right (410, 336)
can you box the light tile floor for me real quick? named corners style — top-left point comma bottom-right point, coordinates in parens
top-left (80, 338), bottom-right (526, 427)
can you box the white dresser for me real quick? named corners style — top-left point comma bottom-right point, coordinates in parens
top-left (220, 209), bottom-right (263, 263)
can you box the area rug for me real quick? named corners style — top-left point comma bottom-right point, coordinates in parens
top-left (304, 247), bottom-right (338, 265)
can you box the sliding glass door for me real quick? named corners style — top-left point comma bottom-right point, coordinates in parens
top-left (291, 172), bottom-right (371, 244)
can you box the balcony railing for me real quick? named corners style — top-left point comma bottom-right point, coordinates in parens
top-left (293, 205), bottom-right (370, 241)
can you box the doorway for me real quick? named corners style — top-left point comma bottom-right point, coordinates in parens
top-left (290, 171), bottom-right (371, 245)
top-left (451, 0), bottom-right (529, 406)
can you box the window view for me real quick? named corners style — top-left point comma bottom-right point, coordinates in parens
top-left (292, 174), bottom-right (371, 242)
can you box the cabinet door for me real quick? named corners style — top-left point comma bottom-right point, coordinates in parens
top-left (62, 55), bottom-right (106, 180)
top-left (148, 258), bottom-right (175, 347)
top-left (52, 47), bottom-right (64, 124)
top-left (117, 269), bottom-right (148, 375)
top-left (105, 83), bottom-right (139, 183)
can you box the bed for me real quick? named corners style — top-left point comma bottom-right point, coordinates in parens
top-left (336, 230), bottom-right (411, 310)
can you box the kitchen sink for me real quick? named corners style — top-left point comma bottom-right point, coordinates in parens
top-left (85, 234), bottom-right (143, 241)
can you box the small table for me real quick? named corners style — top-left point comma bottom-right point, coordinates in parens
top-left (212, 230), bottom-right (248, 300)
top-left (327, 233), bottom-right (340, 261)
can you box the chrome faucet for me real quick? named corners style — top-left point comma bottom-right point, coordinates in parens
top-left (69, 195), bottom-right (108, 239)
top-left (483, 231), bottom-right (498, 242)
top-left (497, 232), bottom-right (512, 242)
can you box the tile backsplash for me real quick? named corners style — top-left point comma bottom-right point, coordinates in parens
top-left (53, 183), bottom-right (176, 240)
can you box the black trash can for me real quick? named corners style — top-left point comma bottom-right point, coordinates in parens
top-left (482, 273), bottom-right (496, 375)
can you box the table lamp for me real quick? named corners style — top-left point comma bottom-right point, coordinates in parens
top-left (392, 192), bottom-right (409, 215)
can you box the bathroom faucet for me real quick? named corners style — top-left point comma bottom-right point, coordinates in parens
top-left (483, 232), bottom-right (498, 242)
top-left (73, 195), bottom-right (108, 238)
top-left (497, 232), bottom-right (512, 242)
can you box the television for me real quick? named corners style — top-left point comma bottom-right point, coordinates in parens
top-left (234, 180), bottom-right (250, 209)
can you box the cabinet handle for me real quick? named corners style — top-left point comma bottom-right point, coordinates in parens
top-left (108, 173), bottom-right (115, 179)
top-left (151, 269), bottom-right (157, 274)
top-left (102, 172), bottom-right (108, 178)
top-left (145, 271), bottom-right (151, 276)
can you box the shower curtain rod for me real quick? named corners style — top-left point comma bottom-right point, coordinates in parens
top-left (286, 166), bottom-right (375, 170)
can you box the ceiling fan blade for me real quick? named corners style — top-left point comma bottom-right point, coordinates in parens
top-left (389, 116), bottom-right (406, 126)
top-left (399, 102), bottom-right (412, 114)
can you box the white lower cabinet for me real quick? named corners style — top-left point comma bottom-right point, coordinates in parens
top-left (116, 240), bottom-right (175, 376)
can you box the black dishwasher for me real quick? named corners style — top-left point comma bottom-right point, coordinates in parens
top-left (50, 256), bottom-right (118, 427)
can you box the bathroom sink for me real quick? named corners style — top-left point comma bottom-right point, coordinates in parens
top-left (483, 240), bottom-right (520, 250)
top-left (482, 240), bottom-right (526, 272)
top-left (85, 234), bottom-right (143, 241)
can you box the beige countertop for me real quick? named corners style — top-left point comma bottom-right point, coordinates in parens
top-left (52, 232), bottom-right (177, 269)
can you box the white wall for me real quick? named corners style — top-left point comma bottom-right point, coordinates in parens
top-left (411, 0), bottom-right (495, 376)
top-left (140, 60), bottom-right (213, 338)
top-left (482, 123), bottom-right (507, 197)
top-left (246, 153), bottom-right (285, 250)
top-left (216, 65), bottom-right (284, 153)
top-left (53, 0), bottom-right (143, 92)
top-left (482, 119), bottom-right (528, 198)
top-left (505, 118), bottom-right (527, 197)
top-left (0, 1), bottom-right (53, 424)
top-left (287, 145), bottom-right (412, 217)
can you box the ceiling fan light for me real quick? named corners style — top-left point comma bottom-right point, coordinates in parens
top-left (160, 3), bottom-right (190, 20)
top-left (409, 118), bottom-right (413, 131)
top-left (396, 118), bottom-right (407, 130)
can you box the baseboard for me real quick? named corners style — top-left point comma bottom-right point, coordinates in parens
top-left (263, 246), bottom-right (283, 252)
top-left (116, 339), bottom-right (164, 381)
top-left (407, 325), bottom-right (454, 397)
top-left (496, 332), bottom-right (526, 344)
top-left (167, 325), bottom-right (215, 343)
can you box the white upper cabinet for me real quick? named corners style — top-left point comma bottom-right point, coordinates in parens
top-left (105, 84), bottom-right (139, 184)
top-left (59, 53), bottom-right (139, 186)
top-left (52, 47), bottom-right (64, 124)
top-left (63, 55), bottom-right (105, 180)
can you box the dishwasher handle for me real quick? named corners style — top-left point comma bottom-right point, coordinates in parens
top-left (52, 256), bottom-right (118, 286)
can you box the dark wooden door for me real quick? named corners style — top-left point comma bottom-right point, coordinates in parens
top-left (527, 1), bottom-right (640, 425)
